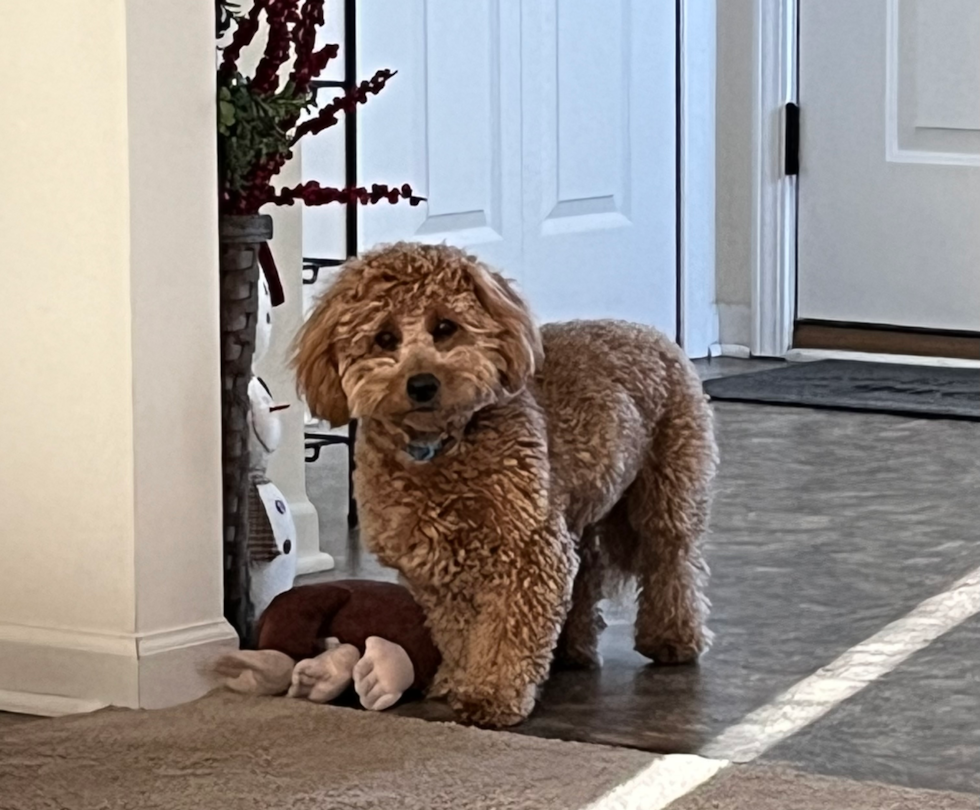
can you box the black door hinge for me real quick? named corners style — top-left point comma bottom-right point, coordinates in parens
top-left (785, 102), bottom-right (800, 176)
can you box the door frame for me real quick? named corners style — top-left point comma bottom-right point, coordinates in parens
top-left (678, 0), bottom-right (721, 358)
top-left (749, 0), bottom-right (798, 358)
top-left (763, 0), bottom-right (980, 362)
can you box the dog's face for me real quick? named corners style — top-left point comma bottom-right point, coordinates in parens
top-left (294, 243), bottom-right (542, 438)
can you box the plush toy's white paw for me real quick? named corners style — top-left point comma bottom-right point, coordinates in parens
top-left (212, 650), bottom-right (295, 696)
top-left (353, 636), bottom-right (416, 712)
top-left (288, 644), bottom-right (360, 703)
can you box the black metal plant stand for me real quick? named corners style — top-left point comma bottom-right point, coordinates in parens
top-left (304, 421), bottom-right (358, 528)
top-left (303, 0), bottom-right (359, 528)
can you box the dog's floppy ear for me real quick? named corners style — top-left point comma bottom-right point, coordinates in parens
top-left (466, 262), bottom-right (543, 393)
top-left (292, 275), bottom-right (352, 427)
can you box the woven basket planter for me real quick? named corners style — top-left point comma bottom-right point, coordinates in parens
top-left (219, 214), bottom-right (273, 642)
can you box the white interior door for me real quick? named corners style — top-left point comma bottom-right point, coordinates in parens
top-left (797, 0), bottom-right (980, 333)
top-left (353, 0), bottom-right (524, 275)
top-left (519, 0), bottom-right (677, 326)
top-left (352, 0), bottom-right (677, 332)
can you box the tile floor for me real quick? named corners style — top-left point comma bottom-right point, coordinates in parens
top-left (303, 357), bottom-right (980, 795)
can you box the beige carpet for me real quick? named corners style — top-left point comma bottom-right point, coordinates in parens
top-left (672, 763), bottom-right (978, 810)
top-left (3, 692), bottom-right (977, 809)
top-left (0, 691), bottom-right (655, 809)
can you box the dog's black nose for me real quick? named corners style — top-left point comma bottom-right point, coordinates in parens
top-left (406, 373), bottom-right (440, 403)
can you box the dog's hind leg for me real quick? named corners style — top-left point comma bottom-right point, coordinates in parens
top-left (553, 527), bottom-right (605, 669)
top-left (629, 389), bottom-right (717, 665)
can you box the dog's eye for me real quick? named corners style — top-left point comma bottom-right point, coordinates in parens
top-left (374, 331), bottom-right (399, 351)
top-left (432, 319), bottom-right (458, 341)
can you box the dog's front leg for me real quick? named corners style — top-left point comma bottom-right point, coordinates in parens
top-left (425, 601), bottom-right (472, 701)
top-left (450, 521), bottom-right (577, 728)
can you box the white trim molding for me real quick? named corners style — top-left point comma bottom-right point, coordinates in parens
top-left (785, 348), bottom-right (980, 369)
top-left (0, 689), bottom-right (107, 719)
top-left (750, 0), bottom-right (798, 358)
top-left (136, 619), bottom-right (239, 657)
top-left (710, 343), bottom-right (752, 359)
top-left (137, 620), bottom-right (239, 710)
top-left (0, 619), bottom-right (238, 716)
top-left (678, 0), bottom-right (719, 359)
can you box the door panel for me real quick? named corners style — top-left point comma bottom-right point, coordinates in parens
top-left (355, 0), bottom-right (523, 274)
top-left (541, 0), bottom-right (630, 234)
top-left (351, 0), bottom-right (676, 332)
top-left (797, 0), bottom-right (980, 333)
top-left (521, 0), bottom-right (676, 327)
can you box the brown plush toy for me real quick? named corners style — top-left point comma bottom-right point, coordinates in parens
top-left (214, 580), bottom-right (441, 711)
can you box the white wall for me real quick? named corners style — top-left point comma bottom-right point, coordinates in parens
top-left (0, 0), bottom-right (137, 638)
top-left (715, 0), bottom-right (756, 347)
top-left (127, 0), bottom-right (226, 638)
top-left (0, 0), bottom-right (236, 715)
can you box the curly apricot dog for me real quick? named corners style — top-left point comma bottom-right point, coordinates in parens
top-left (294, 242), bottom-right (717, 728)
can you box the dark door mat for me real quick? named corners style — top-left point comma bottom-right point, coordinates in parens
top-left (702, 360), bottom-right (979, 421)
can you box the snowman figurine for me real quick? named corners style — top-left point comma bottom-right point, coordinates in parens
top-left (246, 275), bottom-right (297, 621)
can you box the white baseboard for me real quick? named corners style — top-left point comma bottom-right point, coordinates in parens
top-left (706, 344), bottom-right (979, 369)
top-left (0, 621), bottom-right (134, 655)
top-left (291, 498), bottom-right (335, 575)
top-left (717, 303), bottom-right (752, 349)
top-left (138, 620), bottom-right (239, 709)
top-left (296, 551), bottom-right (336, 576)
top-left (0, 618), bottom-right (238, 714)
top-left (0, 688), bottom-right (107, 718)
top-left (785, 348), bottom-right (980, 369)
top-left (709, 343), bottom-right (752, 359)
top-left (136, 620), bottom-right (239, 657)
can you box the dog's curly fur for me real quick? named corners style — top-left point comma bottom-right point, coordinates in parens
top-left (294, 242), bottom-right (717, 728)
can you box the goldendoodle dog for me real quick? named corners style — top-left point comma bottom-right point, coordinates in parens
top-left (294, 242), bottom-right (717, 728)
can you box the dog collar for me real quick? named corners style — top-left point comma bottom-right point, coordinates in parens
top-left (406, 438), bottom-right (443, 462)
top-left (405, 435), bottom-right (459, 463)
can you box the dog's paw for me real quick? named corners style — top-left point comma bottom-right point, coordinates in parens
top-left (427, 682), bottom-right (452, 700)
top-left (552, 645), bottom-right (603, 671)
top-left (450, 686), bottom-right (535, 729)
top-left (427, 664), bottom-right (457, 700)
top-left (634, 638), bottom-right (704, 666)
top-left (451, 698), bottom-right (527, 729)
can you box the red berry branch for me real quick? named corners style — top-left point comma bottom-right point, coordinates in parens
top-left (217, 0), bottom-right (421, 216)
top-left (291, 69), bottom-right (395, 144)
top-left (252, 0), bottom-right (300, 95)
top-left (262, 182), bottom-right (425, 208)
top-left (289, 0), bottom-right (334, 92)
